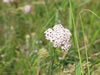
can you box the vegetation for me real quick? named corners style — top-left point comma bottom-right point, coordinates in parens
top-left (0, 0), bottom-right (100, 75)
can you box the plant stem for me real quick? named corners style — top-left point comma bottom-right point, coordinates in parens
top-left (80, 15), bottom-right (90, 75)
top-left (69, 0), bottom-right (84, 75)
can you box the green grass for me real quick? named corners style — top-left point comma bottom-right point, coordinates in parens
top-left (0, 0), bottom-right (100, 75)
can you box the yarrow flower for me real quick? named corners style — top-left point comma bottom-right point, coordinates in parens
top-left (3, 0), bottom-right (16, 3)
top-left (3, 0), bottom-right (9, 3)
top-left (24, 5), bottom-right (31, 14)
top-left (44, 24), bottom-right (72, 51)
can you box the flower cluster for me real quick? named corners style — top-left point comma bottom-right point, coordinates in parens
top-left (3, 0), bottom-right (9, 3)
top-left (24, 5), bottom-right (31, 14)
top-left (3, 0), bottom-right (15, 3)
top-left (44, 24), bottom-right (72, 51)
top-left (39, 48), bottom-right (49, 59)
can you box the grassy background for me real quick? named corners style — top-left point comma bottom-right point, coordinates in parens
top-left (0, 0), bottom-right (100, 75)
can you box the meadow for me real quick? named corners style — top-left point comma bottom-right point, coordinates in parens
top-left (0, 0), bottom-right (100, 75)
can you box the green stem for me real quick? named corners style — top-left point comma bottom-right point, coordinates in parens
top-left (80, 15), bottom-right (90, 75)
top-left (69, 0), bottom-right (84, 75)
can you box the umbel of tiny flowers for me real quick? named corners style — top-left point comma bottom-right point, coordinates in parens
top-left (3, 0), bottom-right (9, 3)
top-left (44, 24), bottom-right (72, 59)
top-left (3, 0), bottom-right (16, 3)
top-left (24, 5), bottom-right (31, 14)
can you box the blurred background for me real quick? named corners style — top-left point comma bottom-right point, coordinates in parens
top-left (0, 0), bottom-right (100, 75)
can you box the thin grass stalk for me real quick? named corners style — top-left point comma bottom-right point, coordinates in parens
top-left (80, 15), bottom-right (90, 75)
top-left (69, 0), bottom-right (84, 75)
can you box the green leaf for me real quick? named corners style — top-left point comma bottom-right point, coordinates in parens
top-left (75, 62), bottom-right (81, 75)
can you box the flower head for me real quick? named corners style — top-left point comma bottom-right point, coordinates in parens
top-left (3, 0), bottom-right (16, 3)
top-left (3, 0), bottom-right (9, 3)
top-left (24, 5), bottom-right (31, 14)
top-left (39, 48), bottom-right (49, 59)
top-left (44, 24), bottom-right (72, 51)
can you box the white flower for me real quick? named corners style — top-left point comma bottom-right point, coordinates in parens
top-left (58, 57), bottom-right (63, 60)
top-left (3, 0), bottom-right (16, 3)
top-left (3, 0), bottom-right (9, 3)
top-left (24, 5), bottom-right (31, 14)
top-left (44, 24), bottom-right (72, 51)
